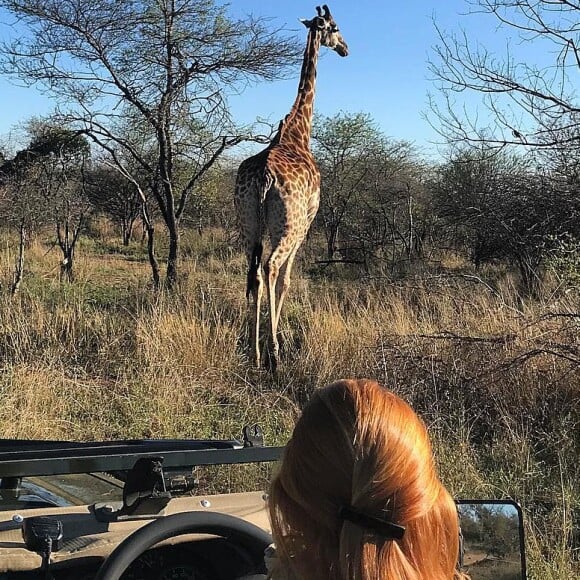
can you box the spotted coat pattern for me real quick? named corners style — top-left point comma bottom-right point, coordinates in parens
top-left (234, 6), bottom-right (348, 368)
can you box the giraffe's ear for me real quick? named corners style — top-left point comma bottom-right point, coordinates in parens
top-left (300, 17), bottom-right (324, 30)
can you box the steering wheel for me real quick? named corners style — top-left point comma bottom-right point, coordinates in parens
top-left (94, 511), bottom-right (273, 580)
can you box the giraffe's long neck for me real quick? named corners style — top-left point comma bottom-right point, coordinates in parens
top-left (279, 27), bottom-right (321, 150)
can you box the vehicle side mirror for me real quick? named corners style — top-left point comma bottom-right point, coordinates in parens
top-left (456, 500), bottom-right (527, 579)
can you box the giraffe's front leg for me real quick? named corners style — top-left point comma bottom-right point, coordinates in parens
top-left (274, 245), bottom-right (300, 330)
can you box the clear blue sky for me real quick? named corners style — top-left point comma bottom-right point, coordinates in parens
top-left (0, 0), bottom-right (540, 156)
top-left (227, 0), bottom-right (473, 156)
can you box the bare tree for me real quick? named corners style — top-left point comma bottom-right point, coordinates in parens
top-left (27, 123), bottom-right (92, 282)
top-left (87, 161), bottom-right (144, 246)
top-left (0, 0), bottom-right (301, 287)
top-left (433, 147), bottom-right (580, 295)
top-left (179, 161), bottom-right (237, 235)
top-left (0, 120), bottom-right (90, 288)
top-left (429, 0), bottom-right (580, 151)
top-left (0, 162), bottom-right (46, 294)
top-left (313, 112), bottom-right (380, 261)
top-left (312, 112), bottom-right (424, 270)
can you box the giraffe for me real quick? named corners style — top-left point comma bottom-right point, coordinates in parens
top-left (234, 5), bottom-right (349, 368)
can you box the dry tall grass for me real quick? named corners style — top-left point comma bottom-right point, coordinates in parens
top-left (0, 228), bottom-right (578, 578)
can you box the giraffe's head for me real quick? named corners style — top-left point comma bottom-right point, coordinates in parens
top-left (301, 5), bottom-right (349, 57)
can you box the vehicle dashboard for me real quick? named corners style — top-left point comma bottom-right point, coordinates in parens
top-left (0, 492), bottom-right (270, 580)
top-left (4, 539), bottom-right (255, 580)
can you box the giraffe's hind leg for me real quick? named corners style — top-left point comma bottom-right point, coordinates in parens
top-left (263, 242), bottom-right (300, 370)
top-left (235, 172), bottom-right (266, 367)
top-left (274, 243), bottom-right (300, 331)
top-left (245, 243), bottom-right (264, 368)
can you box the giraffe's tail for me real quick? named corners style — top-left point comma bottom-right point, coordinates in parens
top-left (246, 242), bottom-right (263, 299)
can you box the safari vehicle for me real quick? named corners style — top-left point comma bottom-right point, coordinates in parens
top-left (0, 428), bottom-right (527, 580)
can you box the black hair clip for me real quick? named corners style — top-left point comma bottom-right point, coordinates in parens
top-left (339, 505), bottom-right (405, 540)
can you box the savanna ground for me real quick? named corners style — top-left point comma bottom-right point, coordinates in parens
top-left (0, 224), bottom-right (578, 579)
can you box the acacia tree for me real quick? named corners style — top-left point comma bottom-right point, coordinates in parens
top-left (27, 123), bottom-right (92, 282)
top-left (0, 0), bottom-right (301, 288)
top-left (434, 148), bottom-right (580, 295)
top-left (0, 121), bottom-right (90, 289)
top-left (429, 0), bottom-right (580, 151)
top-left (87, 118), bottom-right (162, 285)
top-left (312, 112), bottom-right (424, 269)
top-left (0, 162), bottom-right (46, 294)
top-left (179, 161), bottom-right (236, 235)
top-left (313, 112), bottom-right (381, 261)
top-left (87, 162), bottom-right (144, 246)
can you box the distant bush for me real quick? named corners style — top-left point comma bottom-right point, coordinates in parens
top-left (546, 234), bottom-right (580, 291)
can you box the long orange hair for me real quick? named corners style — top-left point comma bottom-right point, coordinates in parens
top-left (269, 379), bottom-right (465, 580)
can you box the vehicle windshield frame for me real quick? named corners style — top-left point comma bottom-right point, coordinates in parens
top-left (0, 439), bottom-right (284, 478)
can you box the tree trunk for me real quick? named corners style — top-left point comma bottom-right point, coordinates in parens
top-left (60, 250), bottom-right (74, 283)
top-left (141, 203), bottom-right (160, 290)
top-left (157, 124), bottom-right (180, 290)
top-left (166, 225), bottom-right (179, 289)
top-left (122, 218), bottom-right (135, 246)
top-left (141, 220), bottom-right (147, 244)
top-left (326, 222), bottom-right (339, 260)
top-left (56, 214), bottom-right (83, 284)
top-left (11, 221), bottom-right (26, 296)
top-left (147, 223), bottom-right (160, 291)
top-left (122, 218), bottom-right (130, 246)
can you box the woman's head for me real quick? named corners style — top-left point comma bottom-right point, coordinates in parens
top-left (269, 379), bottom-right (462, 580)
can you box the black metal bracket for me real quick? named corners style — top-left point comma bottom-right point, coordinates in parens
top-left (242, 425), bottom-right (264, 448)
top-left (94, 457), bottom-right (172, 522)
top-left (122, 457), bottom-right (171, 514)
